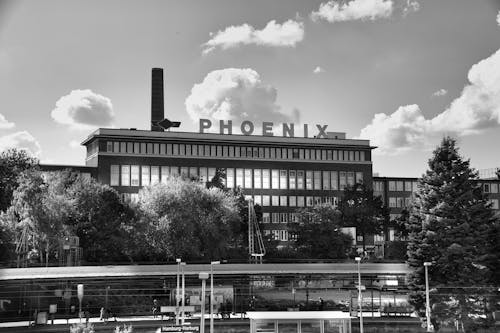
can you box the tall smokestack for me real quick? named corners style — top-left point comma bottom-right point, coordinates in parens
top-left (151, 68), bottom-right (164, 131)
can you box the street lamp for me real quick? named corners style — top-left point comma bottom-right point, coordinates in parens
top-left (355, 257), bottom-right (363, 333)
top-left (210, 261), bottom-right (220, 333)
top-left (176, 258), bottom-right (181, 325)
top-left (199, 272), bottom-right (209, 333)
top-left (424, 262), bottom-right (432, 332)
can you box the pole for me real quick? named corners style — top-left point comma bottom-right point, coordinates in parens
top-left (199, 273), bottom-right (209, 333)
top-left (210, 261), bottom-right (220, 333)
top-left (181, 262), bottom-right (186, 325)
top-left (355, 257), bottom-right (363, 333)
top-left (424, 262), bottom-right (432, 332)
top-left (176, 258), bottom-right (181, 325)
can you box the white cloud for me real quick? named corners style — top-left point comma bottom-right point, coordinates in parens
top-left (432, 88), bottom-right (447, 97)
top-left (69, 140), bottom-right (82, 148)
top-left (402, 0), bottom-right (420, 16)
top-left (185, 68), bottom-right (299, 132)
top-left (202, 19), bottom-right (304, 54)
top-left (359, 48), bottom-right (500, 154)
top-left (51, 89), bottom-right (114, 130)
top-left (0, 113), bottom-right (15, 129)
top-left (311, 0), bottom-right (393, 23)
top-left (497, 10), bottom-right (500, 26)
top-left (0, 131), bottom-right (41, 157)
top-left (313, 66), bottom-right (325, 74)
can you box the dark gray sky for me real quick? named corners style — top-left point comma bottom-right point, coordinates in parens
top-left (0, 0), bottom-right (499, 176)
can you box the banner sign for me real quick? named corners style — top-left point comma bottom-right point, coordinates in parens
top-left (161, 325), bottom-right (200, 333)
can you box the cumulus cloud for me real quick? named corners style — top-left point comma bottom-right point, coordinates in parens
top-left (359, 48), bottom-right (500, 154)
top-left (402, 0), bottom-right (420, 16)
top-left (432, 88), bottom-right (447, 97)
top-left (0, 131), bottom-right (41, 157)
top-left (51, 89), bottom-right (114, 130)
top-left (185, 68), bottom-right (299, 133)
top-left (202, 19), bottom-right (304, 54)
top-left (497, 10), bottom-right (500, 26)
top-left (0, 113), bottom-right (15, 129)
top-left (311, 0), bottom-right (394, 23)
top-left (313, 66), bottom-right (325, 74)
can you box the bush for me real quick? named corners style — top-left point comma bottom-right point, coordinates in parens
top-left (384, 241), bottom-right (407, 260)
top-left (70, 323), bottom-right (94, 333)
top-left (115, 324), bottom-right (133, 333)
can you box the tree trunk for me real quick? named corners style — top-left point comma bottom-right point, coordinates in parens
top-left (45, 242), bottom-right (49, 267)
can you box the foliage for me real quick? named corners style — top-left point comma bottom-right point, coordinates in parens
top-left (0, 149), bottom-right (38, 212)
top-left (406, 137), bottom-right (499, 331)
top-left (289, 203), bottom-right (352, 259)
top-left (384, 241), bottom-right (407, 261)
top-left (114, 324), bottom-right (133, 333)
top-left (69, 323), bottom-right (94, 333)
top-left (338, 183), bottom-right (386, 251)
top-left (138, 177), bottom-right (240, 261)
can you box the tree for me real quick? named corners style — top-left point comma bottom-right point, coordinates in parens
top-left (0, 149), bottom-right (38, 212)
top-left (289, 203), bottom-right (352, 259)
top-left (406, 137), bottom-right (498, 331)
top-left (138, 177), bottom-right (240, 261)
top-left (338, 183), bottom-right (386, 251)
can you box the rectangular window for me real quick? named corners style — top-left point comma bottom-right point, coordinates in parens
top-left (271, 170), bottom-right (279, 189)
top-left (226, 168), bottom-right (234, 188)
top-left (107, 141), bottom-right (113, 152)
top-left (173, 144), bottom-right (179, 156)
top-left (280, 196), bottom-right (287, 207)
top-left (356, 172), bottom-right (364, 184)
top-left (306, 196), bottom-right (314, 207)
top-left (396, 181), bottom-right (404, 191)
top-left (120, 142), bottom-right (126, 153)
top-left (280, 170), bottom-right (288, 189)
top-left (223, 146), bottom-right (228, 157)
top-left (160, 144), bottom-right (165, 155)
top-left (349, 151), bottom-right (354, 161)
top-left (132, 142), bottom-right (139, 154)
top-left (121, 165), bottom-right (130, 186)
top-left (234, 146), bottom-right (240, 158)
top-left (272, 196), bottom-right (279, 206)
top-left (147, 143), bottom-right (153, 155)
top-left (114, 142), bottom-right (120, 153)
top-left (347, 172), bottom-right (355, 186)
top-left (397, 197), bottom-right (405, 208)
top-left (280, 213), bottom-right (288, 224)
top-left (314, 197), bottom-right (322, 205)
top-left (483, 183), bottom-right (490, 193)
top-left (276, 148), bottom-right (281, 159)
top-left (192, 145), bottom-right (198, 156)
top-left (180, 167), bottom-right (188, 177)
top-left (154, 143), bottom-right (159, 155)
top-left (131, 165), bottom-right (140, 186)
top-left (330, 171), bottom-right (338, 190)
top-left (259, 147), bottom-right (264, 158)
top-left (322, 171), bottom-right (330, 190)
top-left (236, 169), bottom-right (243, 188)
top-left (412, 181), bottom-right (418, 192)
top-left (289, 170), bottom-right (296, 189)
top-left (490, 199), bottom-right (499, 210)
top-left (244, 169), bottom-right (252, 188)
top-left (185, 144), bottom-right (192, 156)
top-left (355, 151), bottom-right (360, 161)
top-left (265, 148), bottom-right (270, 159)
top-left (262, 169), bottom-right (270, 189)
top-left (292, 148), bottom-right (299, 159)
top-left (272, 214), bottom-right (279, 224)
top-left (126, 142), bottom-right (133, 153)
top-left (210, 145), bottom-right (216, 157)
top-left (161, 166), bottom-right (169, 183)
top-left (389, 181), bottom-right (396, 191)
top-left (189, 167), bottom-right (198, 178)
top-left (360, 151), bottom-right (365, 161)
top-left (110, 165), bottom-right (119, 186)
top-left (333, 150), bottom-right (338, 160)
top-left (254, 195), bottom-right (262, 206)
top-left (306, 171), bottom-right (313, 190)
top-left (270, 148), bottom-right (275, 159)
top-left (491, 183), bottom-right (499, 193)
top-left (405, 181), bottom-right (412, 192)
top-left (299, 149), bottom-right (304, 159)
top-left (151, 166), bottom-right (159, 184)
top-left (208, 168), bottom-right (216, 181)
top-left (339, 172), bottom-right (347, 190)
top-left (297, 196), bottom-right (305, 207)
top-left (217, 145), bottom-right (222, 157)
top-left (289, 196), bottom-right (297, 207)
top-left (297, 170), bottom-right (304, 190)
top-left (240, 147), bottom-right (246, 158)
top-left (166, 143), bottom-right (172, 155)
top-left (389, 197), bottom-right (396, 208)
top-left (314, 171), bottom-right (321, 190)
top-left (170, 166), bottom-right (179, 177)
top-left (254, 169), bottom-right (262, 189)
top-left (141, 166), bottom-right (150, 186)
top-left (262, 195), bottom-right (270, 206)
top-left (304, 149), bottom-right (310, 160)
top-left (262, 213), bottom-right (270, 223)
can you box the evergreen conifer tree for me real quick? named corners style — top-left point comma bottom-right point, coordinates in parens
top-left (407, 137), bottom-right (498, 331)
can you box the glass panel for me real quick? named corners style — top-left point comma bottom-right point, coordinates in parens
top-left (151, 166), bottom-right (159, 184)
top-left (236, 169), bottom-right (243, 188)
top-left (110, 165), bottom-right (119, 186)
top-left (244, 169), bottom-right (252, 188)
top-left (256, 320), bottom-right (275, 333)
top-left (301, 321), bottom-right (321, 333)
top-left (297, 171), bottom-right (304, 190)
top-left (225, 168), bottom-right (233, 188)
top-left (254, 169), bottom-right (262, 189)
top-left (121, 165), bottom-right (130, 186)
top-left (141, 166), bottom-right (150, 186)
top-left (161, 166), bottom-right (169, 183)
top-left (306, 171), bottom-right (313, 190)
top-left (272, 170), bottom-right (279, 189)
top-left (262, 169), bottom-right (270, 189)
top-left (313, 171), bottom-right (321, 190)
top-left (131, 165), bottom-right (140, 186)
top-left (280, 170), bottom-right (288, 189)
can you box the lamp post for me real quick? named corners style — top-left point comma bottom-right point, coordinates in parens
top-left (199, 272), bottom-right (209, 333)
top-left (210, 261), bottom-right (220, 333)
top-left (181, 262), bottom-right (186, 325)
top-left (176, 258), bottom-right (181, 325)
top-left (355, 257), bottom-right (363, 333)
top-left (424, 262), bottom-right (432, 332)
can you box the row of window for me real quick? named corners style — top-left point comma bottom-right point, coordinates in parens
top-left (376, 181), bottom-right (500, 194)
top-left (388, 197), bottom-right (413, 208)
top-left (106, 141), bottom-right (367, 162)
top-left (481, 183), bottom-right (500, 194)
top-left (110, 165), bottom-right (364, 191)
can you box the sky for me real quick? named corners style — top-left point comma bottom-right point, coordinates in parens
top-left (0, 0), bottom-right (500, 177)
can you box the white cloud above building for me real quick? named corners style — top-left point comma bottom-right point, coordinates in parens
top-left (51, 89), bottom-right (115, 130)
top-left (497, 10), bottom-right (500, 26)
top-left (432, 88), bottom-right (447, 97)
top-left (0, 113), bottom-right (15, 129)
top-left (185, 68), bottom-right (299, 132)
top-left (359, 48), bottom-right (500, 154)
top-left (311, 0), bottom-right (394, 23)
top-left (202, 19), bottom-right (304, 54)
top-left (0, 131), bottom-right (41, 157)
top-left (313, 66), bottom-right (325, 74)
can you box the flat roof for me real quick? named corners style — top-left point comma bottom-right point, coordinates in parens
top-left (81, 128), bottom-right (374, 148)
top-left (247, 311), bottom-right (352, 320)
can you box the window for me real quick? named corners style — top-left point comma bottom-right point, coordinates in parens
top-left (339, 172), bottom-right (347, 190)
top-left (347, 172), bottom-right (355, 186)
top-left (134, 142), bottom-right (140, 154)
top-left (374, 181), bottom-right (384, 192)
top-left (491, 183), bottom-right (499, 193)
top-left (297, 196), bottom-right (305, 207)
top-left (121, 165), bottom-right (130, 186)
top-left (289, 170), bottom-right (296, 189)
top-left (297, 170), bottom-right (304, 189)
top-left (322, 171), bottom-right (330, 190)
top-left (180, 167), bottom-right (188, 177)
top-left (356, 172), bottom-right (364, 184)
top-left (262, 213), bottom-right (270, 223)
top-left (170, 166), bottom-right (179, 176)
top-left (405, 181), bottom-right (412, 192)
top-left (397, 197), bottom-right (404, 208)
top-left (173, 144), bottom-right (179, 155)
top-left (107, 141), bottom-right (113, 152)
top-left (306, 171), bottom-right (313, 190)
top-left (254, 169), bottom-right (262, 189)
top-left (280, 196), bottom-right (287, 207)
top-left (161, 166), bottom-right (169, 183)
top-left (333, 150), bottom-right (338, 160)
top-left (389, 197), bottom-right (396, 208)
top-left (236, 169), bottom-right (243, 188)
top-left (154, 143), bottom-right (159, 155)
top-left (272, 196), bottom-right (279, 206)
top-left (396, 181), bottom-right (404, 191)
top-left (262, 195), bottom-right (270, 206)
top-left (226, 168), bottom-right (234, 188)
top-left (314, 197), bottom-right (322, 205)
top-left (483, 183), bottom-right (490, 193)
top-left (160, 144), bottom-right (165, 155)
top-left (110, 165), bottom-right (119, 186)
top-left (208, 168), bottom-right (216, 181)
top-left (254, 195), bottom-right (262, 206)
top-left (271, 170), bottom-right (279, 189)
top-left (313, 171), bottom-right (321, 190)
top-left (131, 165), bottom-right (140, 186)
top-left (189, 167), bottom-right (198, 178)
top-left (272, 213), bottom-right (279, 223)
top-left (280, 170), bottom-right (288, 189)
top-left (166, 144), bottom-right (172, 155)
top-left (217, 146), bottom-right (222, 157)
top-left (490, 199), bottom-right (499, 210)
top-left (151, 166), bottom-right (159, 184)
top-left (223, 146), bottom-right (228, 157)
top-left (244, 169), bottom-right (252, 188)
top-left (388, 181), bottom-right (396, 191)
top-left (306, 196), bottom-right (314, 207)
top-left (262, 169), bottom-right (270, 189)
top-left (114, 142), bottom-right (120, 153)
top-left (289, 196), bottom-right (297, 207)
top-left (330, 171), bottom-right (338, 190)
top-left (147, 143), bottom-right (153, 155)
top-left (120, 142), bottom-right (126, 153)
top-left (412, 181), bottom-right (418, 192)
top-left (280, 213), bottom-right (288, 223)
top-left (356, 235), bottom-right (363, 242)
top-left (141, 166), bottom-right (150, 186)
